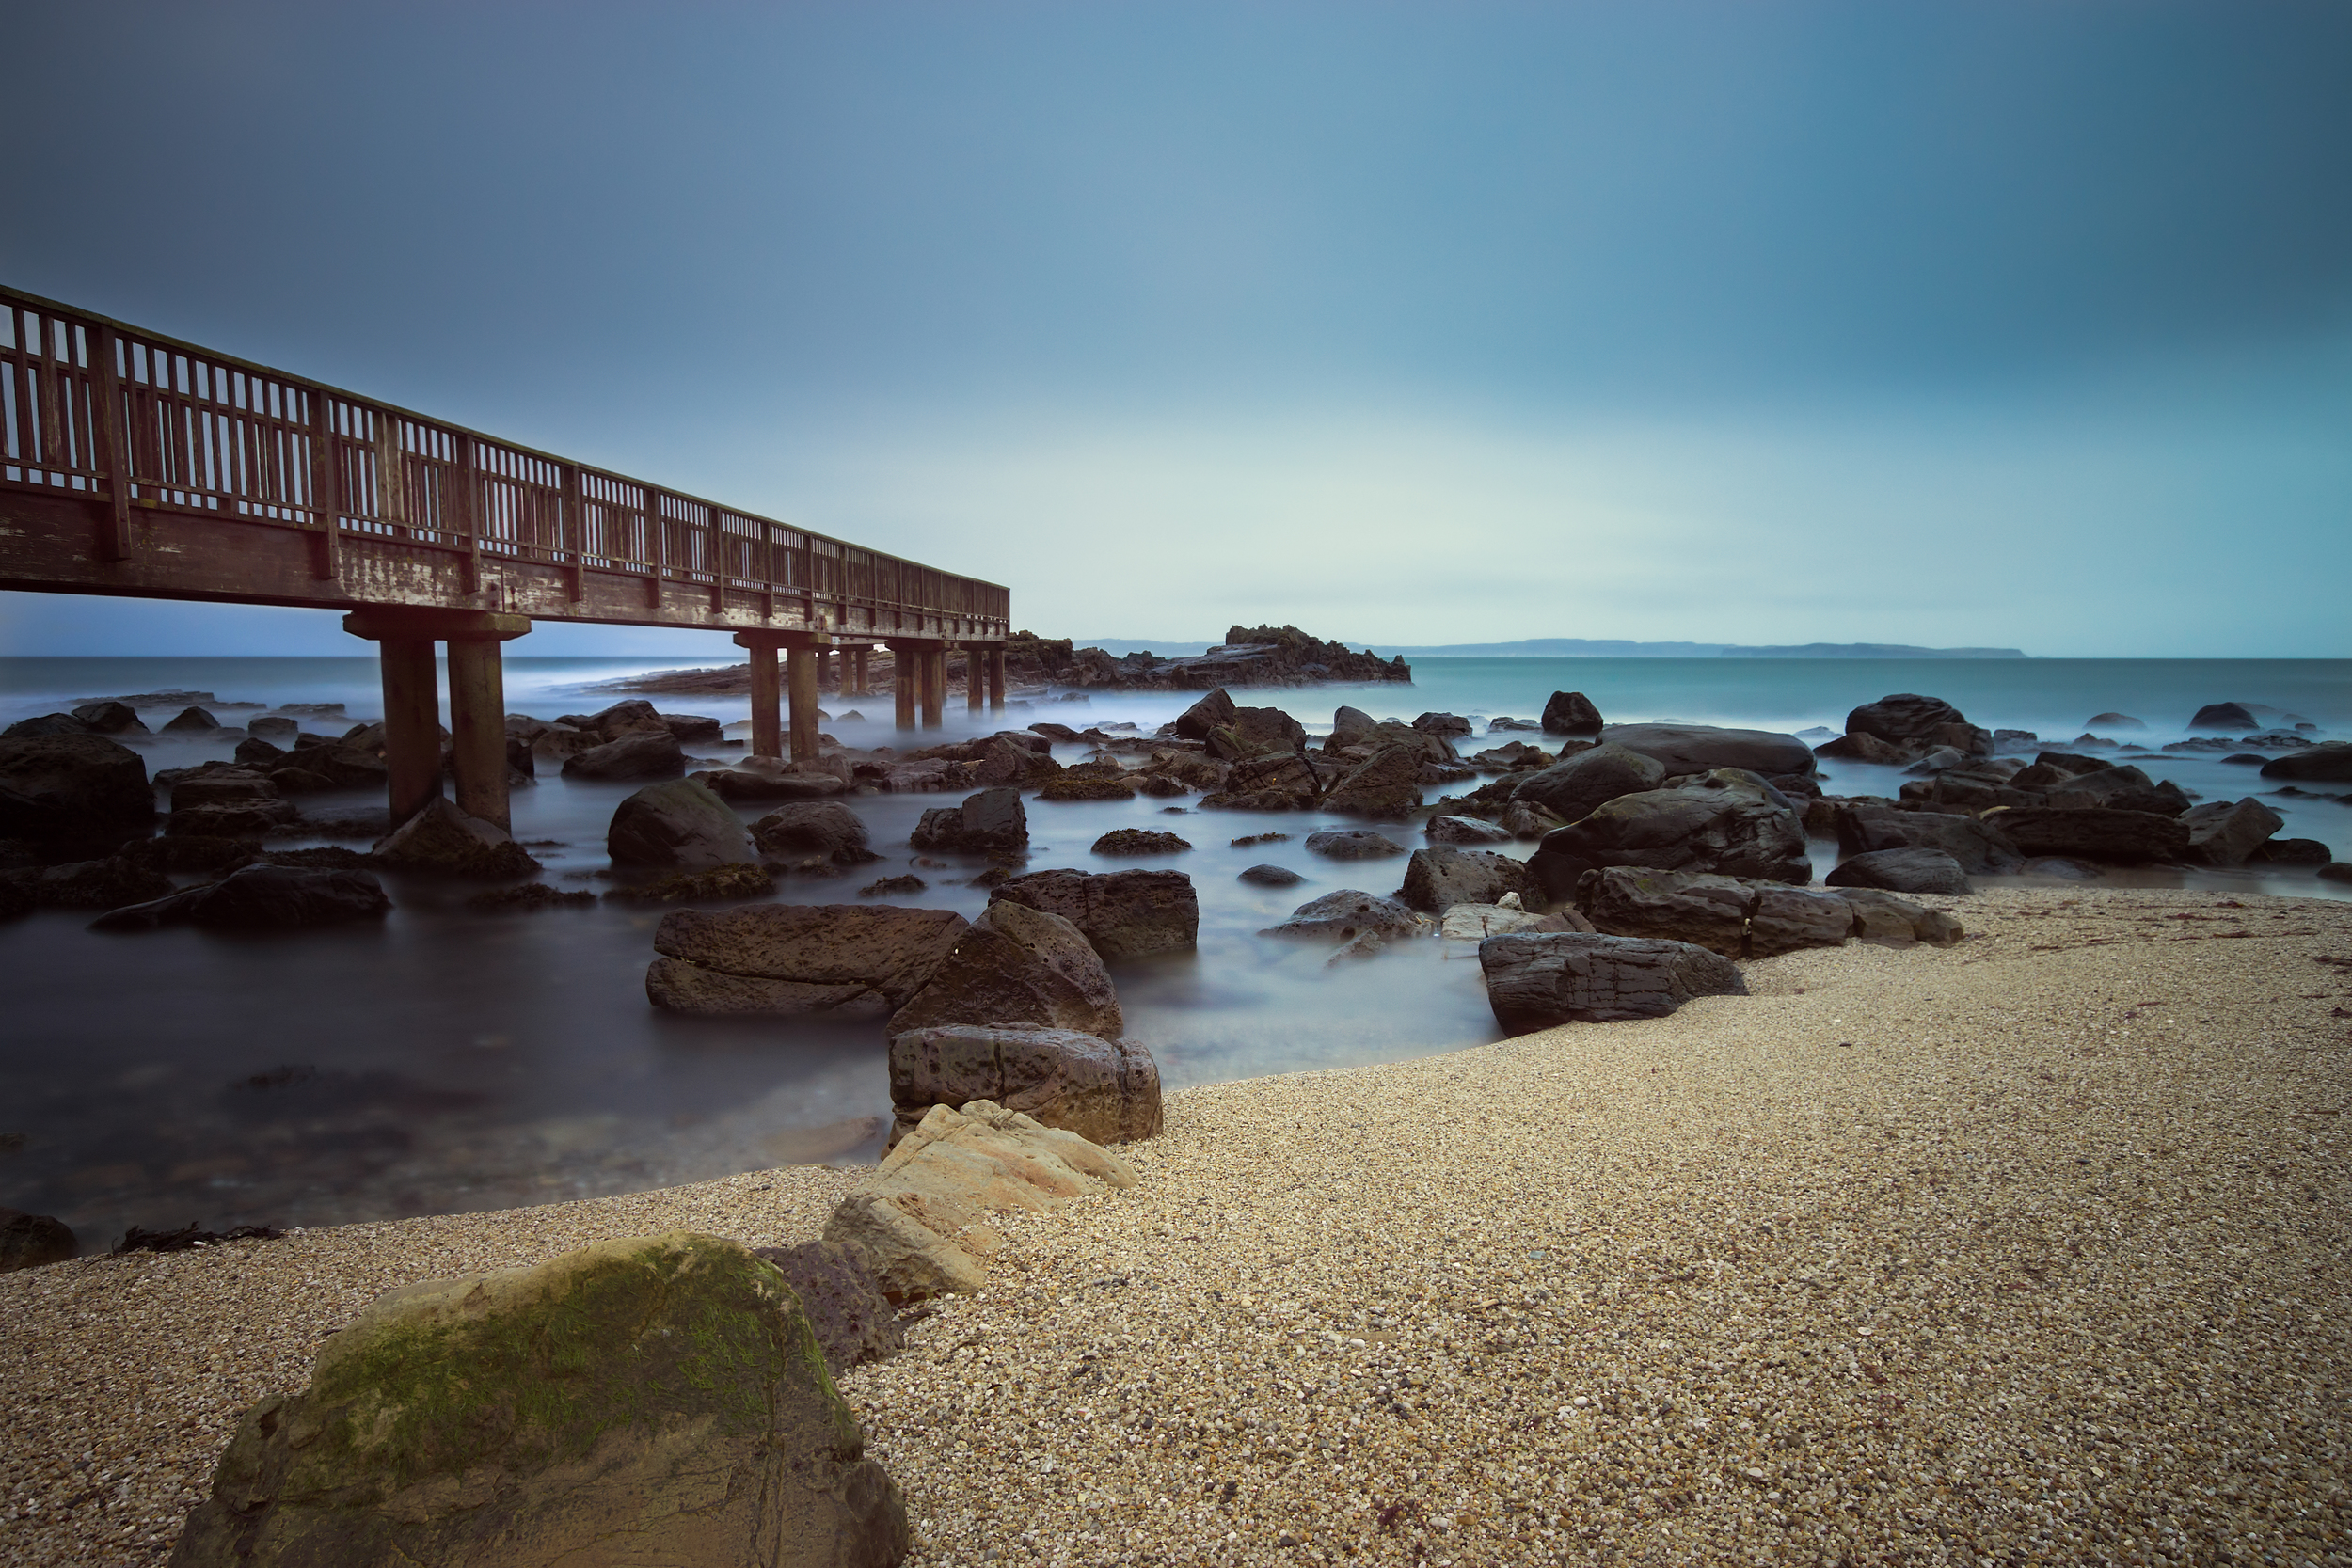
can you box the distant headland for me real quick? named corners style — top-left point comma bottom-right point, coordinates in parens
top-left (1370, 639), bottom-right (2031, 659)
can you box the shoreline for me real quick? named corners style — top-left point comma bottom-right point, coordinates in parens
top-left (5, 884), bottom-right (2350, 1566)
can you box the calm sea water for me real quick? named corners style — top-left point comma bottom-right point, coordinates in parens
top-left (2, 654), bottom-right (2345, 1250)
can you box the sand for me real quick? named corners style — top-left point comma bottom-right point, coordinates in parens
top-left (4, 885), bottom-right (2347, 1567)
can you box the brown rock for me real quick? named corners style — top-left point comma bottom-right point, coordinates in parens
top-left (889, 900), bottom-right (1124, 1038)
top-left (646, 903), bottom-right (968, 1016)
top-left (990, 868), bottom-right (1200, 959)
top-left (889, 1025), bottom-right (1163, 1145)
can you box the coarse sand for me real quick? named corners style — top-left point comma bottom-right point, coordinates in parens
top-left (4, 886), bottom-right (2348, 1567)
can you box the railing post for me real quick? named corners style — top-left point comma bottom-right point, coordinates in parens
top-left (309, 392), bottom-right (342, 580)
top-left (560, 463), bottom-right (583, 601)
top-left (644, 484), bottom-right (665, 609)
top-left (453, 434), bottom-right (481, 595)
top-left (92, 326), bottom-right (132, 562)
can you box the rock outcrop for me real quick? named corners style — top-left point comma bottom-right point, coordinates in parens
top-left (1479, 932), bottom-right (1748, 1032)
top-left (1399, 846), bottom-right (1538, 913)
top-left (605, 778), bottom-right (756, 870)
top-left (889, 1025), bottom-right (1163, 1146)
top-left (0, 733), bottom-right (155, 841)
top-left (1507, 743), bottom-right (1666, 825)
top-left (371, 800), bottom-right (540, 879)
top-left (1575, 866), bottom-right (1961, 958)
top-left (888, 900), bottom-right (1123, 1038)
top-left (989, 868), bottom-right (1199, 959)
top-left (646, 904), bottom-right (968, 1016)
top-left (1529, 769), bottom-right (1809, 901)
top-left (909, 787), bottom-right (1028, 855)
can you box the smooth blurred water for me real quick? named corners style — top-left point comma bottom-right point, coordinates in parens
top-left (1, 654), bottom-right (2344, 1250)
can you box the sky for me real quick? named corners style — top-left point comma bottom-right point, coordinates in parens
top-left (3, 0), bottom-right (2347, 658)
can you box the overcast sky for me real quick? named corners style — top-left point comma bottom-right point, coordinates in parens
top-left (4, 1), bottom-right (2347, 657)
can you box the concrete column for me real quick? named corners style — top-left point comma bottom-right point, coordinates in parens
top-left (893, 647), bottom-right (918, 731)
top-left (747, 642), bottom-right (783, 759)
top-left (376, 637), bottom-right (443, 827)
top-left (965, 644), bottom-right (985, 715)
top-left (987, 647), bottom-right (1008, 711)
top-left (921, 647), bottom-right (946, 729)
top-left (445, 638), bottom-right (512, 831)
top-left (850, 646), bottom-right (869, 698)
top-left (787, 643), bottom-right (821, 764)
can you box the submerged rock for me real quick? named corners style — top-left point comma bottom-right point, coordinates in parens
top-left (93, 865), bottom-right (390, 932)
top-left (647, 903), bottom-right (967, 1017)
top-left (909, 787), bottom-right (1028, 855)
top-left (1259, 889), bottom-right (1436, 943)
top-left (1305, 829), bottom-right (1407, 861)
top-left (751, 800), bottom-right (878, 863)
top-left (371, 799), bottom-right (539, 878)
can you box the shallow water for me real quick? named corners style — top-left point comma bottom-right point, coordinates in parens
top-left (1, 654), bottom-right (2345, 1249)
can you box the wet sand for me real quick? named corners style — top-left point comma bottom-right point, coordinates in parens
top-left (4, 886), bottom-right (2348, 1567)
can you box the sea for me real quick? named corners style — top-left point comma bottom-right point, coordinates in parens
top-left (3, 654), bottom-right (2346, 1253)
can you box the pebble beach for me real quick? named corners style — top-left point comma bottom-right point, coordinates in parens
top-left (5, 885), bottom-right (2348, 1567)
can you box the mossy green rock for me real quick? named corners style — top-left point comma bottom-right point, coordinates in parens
top-left (168, 1231), bottom-right (909, 1568)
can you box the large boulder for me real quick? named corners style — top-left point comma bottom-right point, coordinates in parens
top-left (1206, 705), bottom-right (1309, 761)
top-left (2187, 702), bottom-right (2261, 732)
top-left (71, 701), bottom-right (146, 735)
top-left (1508, 743), bottom-right (1666, 824)
top-left (1824, 847), bottom-right (1972, 895)
top-left (1831, 888), bottom-right (1966, 947)
top-left (694, 767), bottom-right (849, 802)
top-left (161, 705), bottom-right (222, 734)
top-left (751, 800), bottom-right (877, 864)
top-left (1399, 846), bottom-right (1537, 913)
top-left (1479, 931), bottom-right (1747, 1032)
top-left (0, 733), bottom-right (154, 840)
top-left (1598, 723), bottom-right (1816, 779)
top-left (13, 855), bottom-right (174, 910)
top-left (824, 1100), bottom-right (1137, 1301)
top-left (1305, 829), bottom-right (1407, 861)
top-left (646, 904), bottom-right (967, 1016)
top-left (1842, 694), bottom-right (1992, 758)
top-left (1835, 803), bottom-right (2022, 874)
top-left (2042, 764), bottom-right (2188, 816)
top-left (1258, 889), bottom-right (1436, 943)
top-left (888, 899), bottom-right (1123, 1038)
top-left (989, 868), bottom-right (1199, 959)
top-left (1540, 691), bottom-right (1603, 737)
top-left (970, 735), bottom-right (1064, 787)
top-left (748, 1240), bottom-right (904, 1377)
top-left (606, 778), bottom-right (756, 871)
top-left (1327, 706), bottom-right (1377, 749)
top-left (1576, 865), bottom-right (1887, 959)
top-left (0, 1209), bottom-right (77, 1272)
top-left (371, 799), bottom-right (539, 878)
top-left (2260, 742), bottom-right (2352, 782)
top-left (1528, 768), bottom-right (1809, 901)
top-left (908, 787), bottom-right (1028, 855)
top-left (889, 1025), bottom-right (1162, 1145)
top-left (1987, 807), bottom-right (2193, 863)
top-left (554, 699), bottom-right (673, 741)
top-left (92, 865), bottom-right (391, 932)
top-left (167, 1232), bottom-right (910, 1568)
top-left (1173, 688), bottom-right (1238, 741)
top-left (2182, 799), bottom-right (2285, 866)
top-left (1425, 815), bottom-right (1514, 846)
top-left (560, 731), bottom-right (685, 782)
top-left (1318, 744), bottom-right (1423, 818)
top-left (1199, 749), bottom-right (1318, 810)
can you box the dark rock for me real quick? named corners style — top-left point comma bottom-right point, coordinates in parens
top-left (889, 899), bottom-right (1123, 1039)
top-left (1238, 863), bottom-right (1305, 887)
top-left (1231, 832), bottom-right (1291, 847)
top-left (748, 1239), bottom-right (905, 1376)
top-left (0, 1209), bottom-right (77, 1272)
top-left (971, 734), bottom-right (1065, 786)
top-left (0, 879), bottom-right (34, 920)
top-left (1206, 706), bottom-right (1310, 760)
top-left (1834, 804), bottom-right (2023, 874)
top-left (1479, 931), bottom-right (1747, 1031)
top-left (1412, 712), bottom-right (1472, 737)
top-left (2316, 862), bottom-right (2352, 885)
top-left (2249, 838), bottom-right (2332, 868)
top-left (1508, 743), bottom-right (1667, 824)
top-left (1813, 730), bottom-right (1914, 765)
top-left (246, 714), bottom-right (299, 743)
top-left (1988, 807), bottom-right (2192, 862)
top-left (1400, 846), bottom-right (1536, 914)
top-left (1992, 728), bottom-right (2040, 751)
top-left (1576, 865), bottom-right (1872, 958)
top-left (1329, 706), bottom-right (1377, 747)
top-left (371, 800), bottom-right (540, 878)
top-left (1091, 829), bottom-right (1191, 856)
top-left (1259, 889), bottom-right (1435, 942)
top-left (1749, 885), bottom-right (1876, 957)
top-left (646, 903), bottom-right (967, 1016)
top-left (233, 737), bottom-right (286, 768)
top-left (2085, 713), bottom-right (2146, 731)
top-left (556, 698), bottom-right (674, 741)
top-left (2018, 856), bottom-right (2102, 880)
top-left (909, 787), bottom-right (1028, 855)
top-left (2259, 743), bottom-right (2352, 782)
top-left (1600, 723), bottom-right (1817, 778)
top-left (859, 875), bottom-right (929, 898)
top-left (560, 731), bottom-right (686, 781)
top-left (1498, 801), bottom-right (1567, 840)
top-left (2180, 799), bottom-right (2284, 866)
top-left (465, 882), bottom-right (597, 912)
top-left (1036, 774), bottom-right (1136, 802)
top-left (115, 1222), bottom-right (282, 1254)
top-left (1530, 768), bottom-right (1808, 901)
top-left (1843, 694), bottom-right (1991, 757)
top-left (1200, 748), bottom-right (1318, 810)
top-left (1486, 716), bottom-right (1539, 732)
top-left (1824, 847), bottom-right (1972, 895)
top-left (660, 713), bottom-right (724, 743)
top-left (750, 800), bottom-right (876, 863)
top-left (1469, 741), bottom-right (1549, 773)
top-left (1317, 745), bottom-right (1423, 818)
top-left (2188, 702), bottom-right (2260, 732)
top-left (603, 863), bottom-right (776, 904)
top-left (166, 801), bottom-right (297, 838)
top-left (889, 1025), bottom-right (1162, 1145)
top-left (19, 855), bottom-right (175, 910)
top-left (72, 701), bottom-right (146, 735)
top-left (160, 705), bottom-right (222, 734)
top-left (1425, 815), bottom-right (1513, 846)
top-left (991, 868), bottom-right (1199, 959)
top-left (1173, 688), bottom-right (1239, 741)
top-left (1028, 721), bottom-right (1083, 742)
top-left (1541, 691), bottom-right (1603, 737)
top-left (0, 733), bottom-right (155, 839)
top-left (167, 1233), bottom-right (910, 1568)
top-left (3, 713), bottom-right (91, 738)
top-left (92, 865), bottom-right (391, 932)
top-left (1831, 888), bottom-right (1965, 947)
top-left (2042, 764), bottom-right (2188, 816)
top-left (606, 778), bottom-right (756, 870)
top-left (1306, 829), bottom-right (1407, 861)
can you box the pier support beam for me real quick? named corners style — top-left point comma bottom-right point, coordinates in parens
top-left (343, 608), bottom-right (532, 831)
top-left (850, 646), bottom-right (870, 699)
top-left (734, 629), bottom-right (832, 765)
top-left (922, 646), bottom-right (947, 729)
top-left (987, 646), bottom-right (1008, 711)
top-left (965, 644), bottom-right (985, 716)
top-left (892, 645), bottom-right (918, 730)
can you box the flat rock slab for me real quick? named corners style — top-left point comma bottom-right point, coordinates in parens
top-left (1480, 930), bottom-right (1748, 1030)
top-left (646, 903), bottom-right (967, 1016)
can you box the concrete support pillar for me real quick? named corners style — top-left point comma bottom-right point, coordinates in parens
top-left (921, 647), bottom-right (947, 729)
top-left (893, 647), bottom-right (918, 730)
top-left (445, 638), bottom-right (512, 831)
top-left (850, 646), bottom-right (870, 698)
top-left (987, 647), bottom-right (1008, 711)
top-left (787, 643), bottom-right (821, 764)
top-left (965, 644), bottom-right (985, 715)
top-left (375, 637), bottom-right (443, 827)
top-left (747, 642), bottom-right (783, 760)
top-left (734, 629), bottom-right (832, 764)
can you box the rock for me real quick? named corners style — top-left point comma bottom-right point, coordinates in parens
top-left (1507, 743), bottom-right (1667, 824)
top-left (1412, 712), bottom-right (1472, 737)
top-left (160, 705), bottom-right (221, 734)
top-left (1173, 688), bottom-right (1239, 741)
top-left (1574, 867), bottom-right (1754, 957)
top-left (1400, 846), bottom-right (1537, 914)
top-left (606, 778), bottom-right (756, 871)
top-left (371, 799), bottom-right (539, 878)
top-left (990, 868), bottom-right (1199, 959)
top-left (1823, 847), bottom-right (1972, 895)
top-left (2188, 702), bottom-right (2261, 732)
top-left (859, 875), bottom-right (928, 898)
top-left (1090, 829), bottom-right (1191, 856)
top-left (889, 1025), bottom-right (1162, 1145)
top-left (71, 701), bottom-right (146, 735)
top-left (1813, 729), bottom-right (1914, 766)
top-left (0, 879), bottom-right (30, 921)
top-left (1541, 691), bottom-right (1604, 737)
top-left (694, 766), bottom-right (848, 801)
top-left (2317, 862), bottom-right (2352, 885)
top-left (1305, 829), bottom-right (1407, 861)
top-left (646, 903), bottom-right (967, 1016)
top-left (2180, 798), bottom-right (2285, 866)
top-left (1831, 888), bottom-right (1965, 947)
top-left (245, 714), bottom-right (298, 743)
top-left (2042, 764), bottom-right (2189, 816)
top-left (2249, 838), bottom-right (2332, 868)
top-left (603, 863), bottom-right (776, 904)
top-left (1479, 931), bottom-right (1747, 1032)
top-left (910, 787), bottom-right (1028, 857)
top-left (0, 733), bottom-right (154, 840)
top-left (1599, 723), bottom-right (1817, 778)
top-left (3, 713), bottom-right (93, 739)
top-left (748, 1240), bottom-right (903, 1377)
top-left (1238, 863), bottom-right (1304, 887)
top-left (559, 731), bottom-right (685, 781)
top-left (751, 800), bottom-right (877, 863)
top-left (1991, 729), bottom-right (2039, 751)
top-left (466, 882), bottom-right (598, 913)
top-left (1200, 748), bottom-right (1318, 810)
top-left (165, 800), bottom-right (297, 838)
top-left (232, 737), bottom-right (286, 768)
top-left (1498, 801), bottom-right (1567, 840)
top-left (971, 734), bottom-right (1065, 786)
top-left (1028, 721), bottom-right (1082, 742)
top-left (18, 856), bottom-right (175, 910)
top-left (167, 1231), bottom-right (910, 1568)
top-left (823, 1100), bottom-right (1137, 1301)
top-left (1318, 744), bottom-right (1423, 818)
top-left (1259, 889), bottom-right (1436, 943)
top-left (1834, 803), bottom-right (2023, 874)
top-left (1438, 903), bottom-right (1590, 941)
top-left (660, 712), bottom-right (723, 743)
top-left (1425, 815), bottom-right (1513, 846)
top-left (888, 899), bottom-right (1123, 1038)
top-left (92, 865), bottom-right (391, 932)
top-left (1747, 885), bottom-right (1876, 957)
top-left (2259, 742), bottom-right (2352, 782)
top-left (1036, 774), bottom-right (1136, 802)
top-left (1328, 706), bottom-right (1377, 748)
top-left (1487, 716), bottom-right (1540, 732)
top-left (1206, 706), bottom-right (1310, 760)
top-left (1903, 746), bottom-right (1968, 775)
top-left (1529, 768), bottom-right (1808, 901)
top-left (1325, 929), bottom-right (1391, 965)
top-left (1987, 807), bottom-right (2193, 863)
top-left (2019, 856), bottom-right (2102, 880)
top-left (1842, 694), bottom-right (1991, 757)
top-left (0, 1209), bottom-right (77, 1272)
top-left (2086, 713), bottom-right (2146, 731)
top-left (556, 698), bottom-right (674, 741)
top-left (1468, 741), bottom-right (1549, 773)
